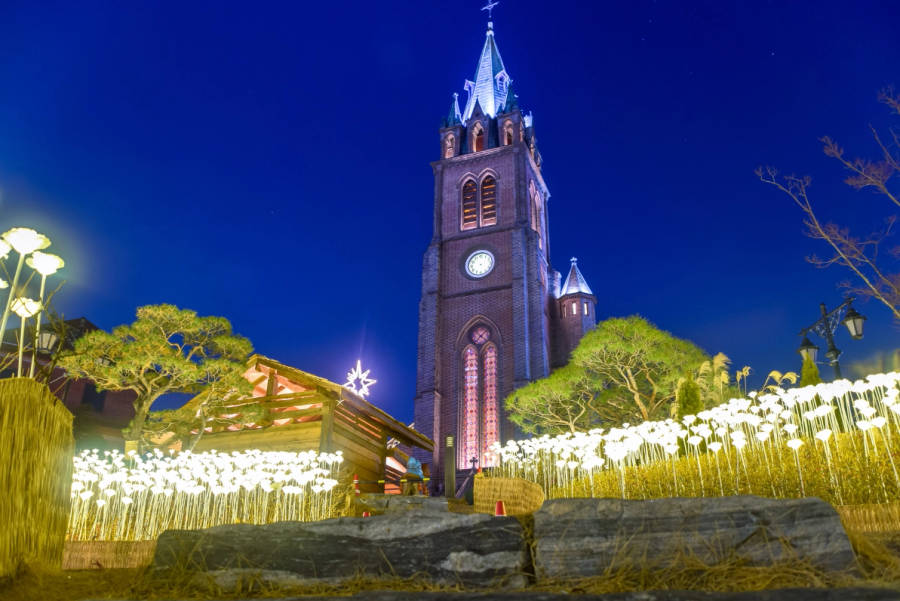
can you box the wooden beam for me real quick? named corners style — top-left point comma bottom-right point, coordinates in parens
top-left (319, 398), bottom-right (335, 453)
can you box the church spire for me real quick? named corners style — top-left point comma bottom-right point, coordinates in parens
top-left (443, 93), bottom-right (462, 127)
top-left (559, 258), bottom-right (594, 297)
top-left (462, 14), bottom-right (512, 122)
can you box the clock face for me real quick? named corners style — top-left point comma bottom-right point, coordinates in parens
top-left (465, 250), bottom-right (494, 278)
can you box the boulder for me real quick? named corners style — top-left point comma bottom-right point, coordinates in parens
top-left (152, 511), bottom-right (527, 589)
top-left (533, 496), bottom-right (856, 580)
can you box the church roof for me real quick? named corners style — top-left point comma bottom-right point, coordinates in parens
top-left (559, 258), bottom-right (594, 297)
top-left (462, 23), bottom-right (511, 122)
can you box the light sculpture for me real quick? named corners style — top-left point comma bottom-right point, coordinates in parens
top-left (0, 228), bottom-right (50, 349)
top-left (11, 297), bottom-right (41, 376)
top-left (25, 251), bottom-right (64, 376)
top-left (344, 359), bottom-right (376, 398)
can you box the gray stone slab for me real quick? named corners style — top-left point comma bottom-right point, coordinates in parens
top-left (85, 586), bottom-right (900, 600)
top-left (152, 511), bottom-right (526, 589)
top-left (533, 496), bottom-right (857, 580)
top-left (357, 493), bottom-right (449, 514)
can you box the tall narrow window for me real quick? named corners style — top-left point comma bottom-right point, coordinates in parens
top-left (529, 181), bottom-right (543, 249)
top-left (462, 346), bottom-right (479, 470)
top-left (461, 180), bottom-right (477, 230)
top-left (482, 344), bottom-right (499, 467)
top-left (472, 122), bottom-right (485, 152)
top-left (503, 121), bottom-right (514, 146)
top-left (443, 134), bottom-right (455, 159)
top-left (459, 326), bottom-right (501, 470)
top-left (583, 301), bottom-right (589, 315)
top-left (480, 176), bottom-right (497, 226)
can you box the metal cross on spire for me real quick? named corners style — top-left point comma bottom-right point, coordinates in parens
top-left (481, 0), bottom-right (499, 20)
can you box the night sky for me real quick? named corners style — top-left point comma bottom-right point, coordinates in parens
top-left (0, 1), bottom-right (897, 423)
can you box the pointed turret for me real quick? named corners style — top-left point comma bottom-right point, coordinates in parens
top-left (462, 22), bottom-right (512, 121)
top-left (442, 93), bottom-right (463, 128)
top-left (553, 258), bottom-right (597, 367)
top-left (559, 257), bottom-right (594, 296)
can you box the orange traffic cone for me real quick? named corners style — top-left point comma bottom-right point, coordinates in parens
top-left (495, 500), bottom-right (506, 516)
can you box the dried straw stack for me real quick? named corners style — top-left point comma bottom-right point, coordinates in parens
top-left (0, 378), bottom-right (74, 578)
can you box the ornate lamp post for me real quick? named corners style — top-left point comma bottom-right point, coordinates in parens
top-left (797, 298), bottom-right (866, 380)
top-left (25, 251), bottom-right (64, 377)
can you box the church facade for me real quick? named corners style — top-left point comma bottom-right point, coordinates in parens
top-left (413, 19), bottom-right (596, 479)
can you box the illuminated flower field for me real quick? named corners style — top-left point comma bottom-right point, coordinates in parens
top-left (67, 448), bottom-right (344, 541)
top-left (488, 373), bottom-right (900, 507)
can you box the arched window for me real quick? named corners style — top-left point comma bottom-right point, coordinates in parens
top-left (461, 345), bottom-right (480, 470)
top-left (443, 134), bottom-right (455, 159)
top-left (461, 179), bottom-right (477, 230)
top-left (529, 181), bottom-right (543, 249)
top-left (482, 344), bottom-right (499, 466)
top-left (459, 326), bottom-right (500, 470)
top-left (472, 122), bottom-right (485, 152)
top-left (503, 121), bottom-right (514, 146)
top-left (480, 176), bottom-right (497, 226)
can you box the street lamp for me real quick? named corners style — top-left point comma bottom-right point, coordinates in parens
top-left (797, 336), bottom-right (819, 364)
top-left (842, 307), bottom-right (867, 340)
top-left (37, 330), bottom-right (59, 353)
top-left (797, 298), bottom-right (865, 380)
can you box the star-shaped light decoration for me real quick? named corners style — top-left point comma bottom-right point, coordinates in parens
top-left (344, 359), bottom-right (376, 398)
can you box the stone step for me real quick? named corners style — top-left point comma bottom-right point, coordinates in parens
top-left (89, 587), bottom-right (900, 601)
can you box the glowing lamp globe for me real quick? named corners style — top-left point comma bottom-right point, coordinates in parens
top-left (0, 239), bottom-right (10, 260)
top-left (797, 336), bottom-right (818, 363)
top-left (0, 279), bottom-right (7, 290)
top-left (1, 228), bottom-right (50, 255)
top-left (26, 251), bottom-right (65, 276)
top-left (11, 297), bottom-right (41, 318)
top-left (37, 330), bottom-right (59, 353)
top-left (842, 306), bottom-right (866, 340)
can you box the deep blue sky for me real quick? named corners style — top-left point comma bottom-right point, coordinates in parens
top-left (1, 1), bottom-right (898, 423)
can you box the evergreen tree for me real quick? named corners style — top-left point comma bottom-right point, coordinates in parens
top-left (800, 354), bottom-right (823, 387)
top-left (676, 371), bottom-right (703, 420)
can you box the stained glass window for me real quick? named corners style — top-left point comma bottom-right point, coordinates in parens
top-left (480, 176), bottom-right (497, 226)
top-left (471, 327), bottom-right (490, 344)
top-left (461, 180), bottom-right (477, 230)
top-left (461, 346), bottom-right (480, 470)
top-left (482, 344), bottom-right (499, 467)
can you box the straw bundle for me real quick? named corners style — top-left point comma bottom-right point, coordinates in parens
top-left (837, 502), bottom-right (900, 533)
top-left (473, 474), bottom-right (544, 516)
top-left (0, 378), bottom-right (74, 578)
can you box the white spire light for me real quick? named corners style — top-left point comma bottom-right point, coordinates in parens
top-left (344, 359), bottom-right (376, 399)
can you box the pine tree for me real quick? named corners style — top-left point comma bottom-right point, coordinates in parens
top-left (800, 354), bottom-right (823, 387)
top-left (676, 371), bottom-right (703, 420)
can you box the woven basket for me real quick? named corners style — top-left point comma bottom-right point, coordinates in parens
top-left (473, 476), bottom-right (544, 516)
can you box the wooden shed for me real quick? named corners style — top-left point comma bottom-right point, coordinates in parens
top-left (187, 354), bottom-right (432, 492)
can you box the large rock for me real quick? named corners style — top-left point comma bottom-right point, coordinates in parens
top-left (152, 511), bottom-right (526, 589)
top-left (533, 496), bottom-right (856, 580)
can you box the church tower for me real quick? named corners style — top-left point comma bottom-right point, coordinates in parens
top-left (414, 16), bottom-right (595, 480)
